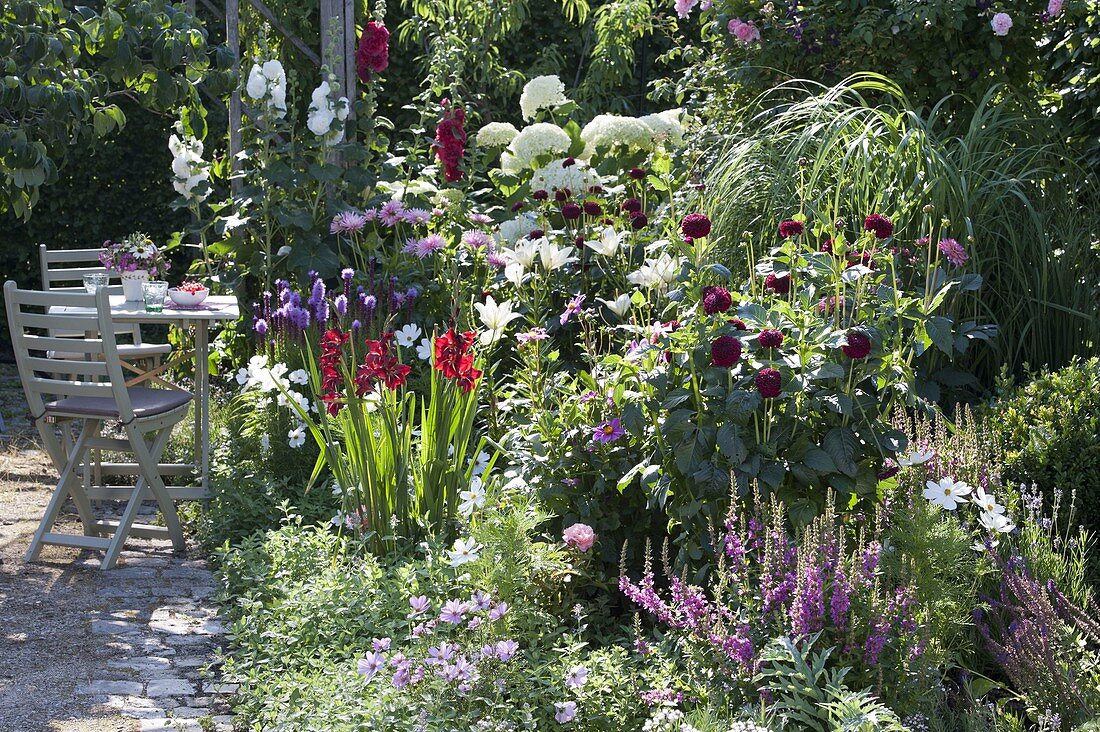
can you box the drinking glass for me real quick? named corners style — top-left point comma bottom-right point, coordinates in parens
top-left (83, 273), bottom-right (109, 293)
top-left (142, 280), bottom-right (169, 313)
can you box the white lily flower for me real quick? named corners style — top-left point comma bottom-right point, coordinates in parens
top-left (627, 252), bottom-right (681, 289)
top-left (537, 238), bottom-right (575, 271)
top-left (474, 296), bottom-right (522, 345)
top-left (504, 262), bottom-right (526, 288)
top-left (587, 227), bottom-right (626, 257)
top-left (598, 294), bottom-right (631, 317)
top-left (504, 239), bottom-right (540, 268)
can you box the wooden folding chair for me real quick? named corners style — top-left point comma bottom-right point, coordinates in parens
top-left (4, 281), bottom-right (191, 569)
top-left (38, 244), bottom-right (172, 368)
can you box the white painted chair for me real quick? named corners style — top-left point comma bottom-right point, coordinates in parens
top-left (38, 245), bottom-right (172, 365)
top-left (4, 281), bottom-right (190, 569)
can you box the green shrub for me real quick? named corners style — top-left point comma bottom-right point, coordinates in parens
top-left (989, 357), bottom-right (1100, 534)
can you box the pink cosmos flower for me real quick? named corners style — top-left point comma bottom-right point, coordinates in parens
top-left (727, 18), bottom-right (761, 45)
top-left (559, 294), bottom-right (586, 325)
top-left (517, 328), bottom-right (549, 344)
top-left (990, 12), bottom-right (1012, 35)
top-left (562, 523), bottom-right (597, 552)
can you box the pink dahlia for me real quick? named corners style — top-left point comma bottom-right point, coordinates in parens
top-left (938, 238), bottom-right (969, 268)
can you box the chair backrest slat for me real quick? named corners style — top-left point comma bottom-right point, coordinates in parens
top-left (21, 334), bottom-right (108, 354)
top-left (38, 245), bottom-right (142, 343)
top-left (5, 281), bottom-right (135, 421)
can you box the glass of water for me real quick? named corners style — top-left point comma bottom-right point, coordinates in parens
top-left (83, 273), bottom-right (109, 293)
top-left (142, 280), bottom-right (169, 313)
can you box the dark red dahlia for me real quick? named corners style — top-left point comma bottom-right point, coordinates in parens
top-left (356, 21), bottom-right (390, 82)
top-left (582, 201), bottom-right (602, 217)
top-left (702, 286), bottom-right (732, 315)
top-left (554, 189), bottom-right (569, 202)
top-left (778, 220), bottom-right (804, 238)
top-left (820, 239), bottom-right (834, 254)
top-left (764, 272), bottom-right (791, 295)
top-left (728, 318), bottom-right (748, 330)
top-left (511, 201), bottom-right (525, 212)
top-left (841, 329), bottom-right (872, 359)
top-left (621, 198), bottom-right (642, 213)
top-left (755, 368), bottom-right (782, 398)
top-left (561, 202), bottom-right (582, 221)
top-left (589, 185), bottom-right (605, 194)
top-left (574, 235), bottom-right (585, 247)
top-left (711, 335), bottom-right (743, 367)
top-left (527, 229), bottom-right (545, 240)
top-left (532, 189), bottom-right (549, 201)
top-left (758, 329), bottom-right (784, 348)
top-left (681, 213), bottom-right (712, 240)
top-left (863, 214), bottom-right (893, 239)
top-left (562, 157), bottom-right (576, 168)
top-left (433, 99), bottom-right (466, 182)
top-left (630, 213), bottom-right (648, 230)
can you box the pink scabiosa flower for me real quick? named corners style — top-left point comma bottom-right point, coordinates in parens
top-left (863, 214), bottom-right (894, 239)
top-left (727, 18), bottom-right (761, 45)
top-left (711, 335), bottom-right (743, 367)
top-left (680, 213), bottom-right (712, 239)
top-left (841, 329), bottom-right (872, 359)
top-left (758, 328), bottom-right (784, 348)
top-left (702, 285), bottom-right (732, 315)
top-left (778, 219), bottom-right (803, 238)
top-left (563, 523), bottom-right (598, 552)
top-left (990, 12), bottom-right (1012, 35)
top-left (356, 20), bottom-right (389, 82)
top-left (755, 368), bottom-right (782, 398)
top-left (764, 272), bottom-right (791, 294)
top-left (938, 237), bottom-right (969, 267)
top-left (593, 418), bottom-right (625, 444)
top-left (331, 210), bottom-right (368, 234)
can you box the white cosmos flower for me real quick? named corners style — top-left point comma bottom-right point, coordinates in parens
top-left (458, 477), bottom-right (486, 517)
top-left (587, 227), bottom-right (626, 257)
top-left (448, 537), bottom-right (482, 567)
top-left (471, 451), bottom-right (491, 476)
top-left (923, 477), bottom-right (972, 510)
top-left (627, 252), bottom-right (681, 289)
top-left (897, 449), bottom-right (935, 468)
top-left (474, 296), bottom-right (522, 345)
top-left (504, 263), bottom-right (526, 288)
top-left (979, 511), bottom-right (1016, 534)
top-left (972, 488), bottom-right (1005, 516)
top-left (395, 323), bottom-right (422, 348)
top-left (288, 424), bottom-right (306, 449)
top-left (537, 238), bottom-right (574, 271)
top-left (416, 337), bottom-right (433, 362)
top-left (289, 369), bottom-right (309, 385)
top-left (598, 294), bottom-right (631, 317)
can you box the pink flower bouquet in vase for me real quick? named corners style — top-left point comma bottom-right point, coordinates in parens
top-left (99, 233), bottom-right (170, 301)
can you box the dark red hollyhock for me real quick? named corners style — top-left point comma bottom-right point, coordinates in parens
top-left (561, 202), bottom-right (582, 220)
top-left (702, 285), bottom-right (732, 315)
top-left (755, 368), bottom-right (782, 398)
top-left (681, 213), bottom-right (712, 240)
top-left (711, 335), bottom-right (742, 367)
top-left (764, 272), bottom-right (791, 295)
top-left (778, 220), bottom-right (804, 238)
top-left (532, 189), bottom-right (549, 201)
top-left (841, 329), bottom-right (872, 359)
top-left (759, 328), bottom-right (784, 348)
top-left (356, 21), bottom-right (389, 82)
top-left (863, 214), bottom-right (893, 239)
top-left (582, 201), bottom-right (602, 217)
top-left (630, 213), bottom-right (648, 230)
top-left (434, 99), bottom-right (466, 182)
top-left (728, 318), bottom-right (748, 330)
top-left (628, 167), bottom-right (647, 180)
top-left (621, 198), bottom-right (642, 213)
top-left (820, 239), bottom-right (834, 254)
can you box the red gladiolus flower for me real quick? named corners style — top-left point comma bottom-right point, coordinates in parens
top-left (356, 21), bottom-right (389, 82)
top-left (434, 99), bottom-right (466, 182)
top-left (842, 329), bottom-right (872, 359)
top-left (319, 328), bottom-right (350, 411)
top-left (702, 285), bottom-right (732, 315)
top-left (755, 368), bottom-right (782, 398)
top-left (759, 329), bottom-right (784, 348)
top-left (778, 220), bottom-right (803, 238)
top-left (764, 272), bottom-right (791, 294)
top-left (433, 329), bottom-right (480, 391)
top-left (863, 214), bottom-right (893, 239)
top-left (711, 335), bottom-right (743, 367)
top-left (681, 213), bottom-right (712, 240)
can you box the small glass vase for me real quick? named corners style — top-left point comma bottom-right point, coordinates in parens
top-left (120, 269), bottom-right (149, 302)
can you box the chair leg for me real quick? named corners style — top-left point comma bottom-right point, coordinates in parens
top-left (26, 420), bottom-right (98, 563)
top-left (128, 424), bottom-right (185, 551)
top-left (100, 481), bottom-right (148, 570)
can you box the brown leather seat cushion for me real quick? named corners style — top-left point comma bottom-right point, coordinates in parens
top-left (45, 388), bottom-right (192, 419)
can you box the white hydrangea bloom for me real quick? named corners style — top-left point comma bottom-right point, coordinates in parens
top-left (580, 114), bottom-right (654, 157)
top-left (519, 75), bottom-right (569, 121)
top-left (475, 121), bottom-right (520, 148)
top-left (529, 158), bottom-right (600, 193)
top-left (499, 151), bottom-right (522, 174)
top-left (640, 109), bottom-right (686, 146)
top-left (497, 213), bottom-right (539, 244)
top-left (507, 123), bottom-right (573, 168)
top-left (306, 79), bottom-right (350, 145)
top-left (168, 125), bottom-right (210, 202)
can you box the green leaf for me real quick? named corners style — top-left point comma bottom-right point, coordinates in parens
top-left (823, 427), bottom-right (859, 477)
top-left (716, 423), bottom-right (747, 463)
top-left (803, 447), bottom-right (837, 473)
top-left (926, 316), bottom-right (955, 355)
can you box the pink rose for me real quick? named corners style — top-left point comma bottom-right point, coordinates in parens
top-left (674, 0), bottom-right (698, 19)
top-left (1046, 0), bottom-right (1062, 16)
top-left (990, 12), bottom-right (1012, 36)
top-left (562, 523), bottom-right (597, 553)
top-left (727, 18), bottom-right (761, 45)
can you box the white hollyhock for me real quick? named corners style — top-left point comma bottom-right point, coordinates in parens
top-left (474, 296), bottom-right (522, 345)
top-left (306, 79), bottom-right (350, 146)
top-left (168, 125), bottom-right (210, 203)
top-left (246, 59), bottom-right (288, 118)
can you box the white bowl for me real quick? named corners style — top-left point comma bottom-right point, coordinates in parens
top-left (168, 287), bottom-right (209, 307)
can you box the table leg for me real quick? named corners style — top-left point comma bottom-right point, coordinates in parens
top-left (193, 322), bottom-right (210, 495)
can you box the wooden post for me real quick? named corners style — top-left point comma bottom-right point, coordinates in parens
top-left (226, 0), bottom-right (242, 193)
